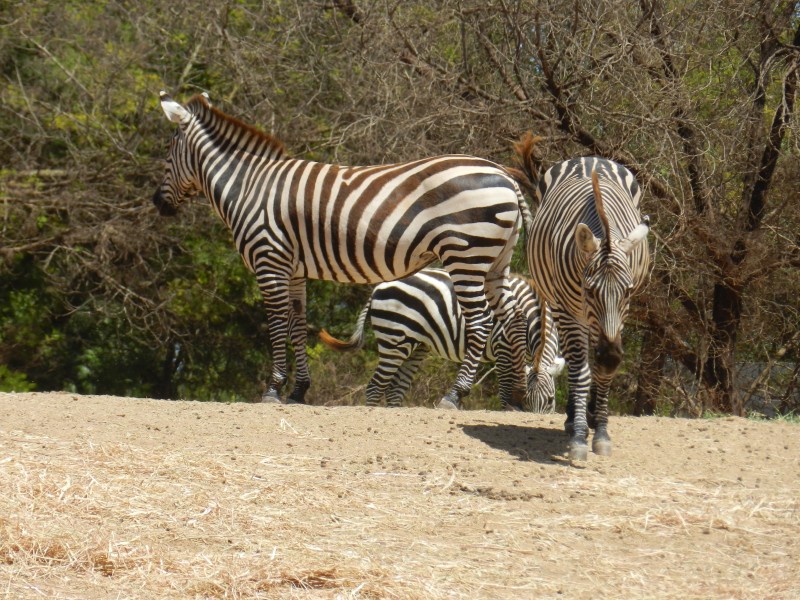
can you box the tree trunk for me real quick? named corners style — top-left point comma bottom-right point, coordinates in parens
top-left (152, 340), bottom-right (178, 400)
top-left (702, 281), bottom-right (743, 415)
top-left (634, 328), bottom-right (666, 416)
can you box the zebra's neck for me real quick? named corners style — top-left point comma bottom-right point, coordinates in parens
top-left (186, 100), bottom-right (286, 229)
top-left (197, 144), bottom-right (277, 228)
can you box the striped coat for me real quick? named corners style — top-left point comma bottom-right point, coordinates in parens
top-left (512, 135), bottom-right (651, 460)
top-left (320, 269), bottom-right (564, 411)
top-left (153, 93), bottom-right (532, 407)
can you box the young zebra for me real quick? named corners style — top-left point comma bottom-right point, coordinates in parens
top-left (319, 269), bottom-right (564, 411)
top-left (512, 136), bottom-right (651, 460)
top-left (153, 93), bottom-right (531, 408)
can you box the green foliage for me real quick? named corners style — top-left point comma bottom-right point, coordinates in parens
top-left (0, 366), bottom-right (36, 392)
top-left (159, 231), bottom-right (271, 401)
top-left (0, 259), bottom-right (63, 386)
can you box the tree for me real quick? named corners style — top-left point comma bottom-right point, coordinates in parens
top-left (1, 0), bottom-right (798, 413)
top-left (324, 0), bottom-right (800, 415)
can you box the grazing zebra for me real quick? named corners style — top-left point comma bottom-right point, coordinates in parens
top-left (153, 92), bottom-right (531, 408)
top-left (512, 136), bottom-right (651, 460)
top-left (319, 269), bottom-right (564, 411)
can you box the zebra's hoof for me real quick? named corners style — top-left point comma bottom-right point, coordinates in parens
top-left (592, 437), bottom-right (612, 456)
top-left (503, 403), bottom-right (523, 412)
top-left (568, 442), bottom-right (589, 462)
top-left (260, 392), bottom-right (281, 404)
top-left (436, 397), bottom-right (460, 410)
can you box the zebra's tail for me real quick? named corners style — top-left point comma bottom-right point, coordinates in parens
top-left (506, 132), bottom-right (545, 202)
top-left (319, 301), bottom-right (370, 351)
top-left (517, 187), bottom-right (534, 232)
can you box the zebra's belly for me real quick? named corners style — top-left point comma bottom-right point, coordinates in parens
top-left (297, 250), bottom-right (438, 284)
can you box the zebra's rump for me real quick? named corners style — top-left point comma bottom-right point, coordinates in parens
top-left (371, 270), bottom-right (466, 361)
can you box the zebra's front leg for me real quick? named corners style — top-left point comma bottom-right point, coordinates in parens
top-left (564, 361), bottom-right (592, 461)
top-left (486, 276), bottom-right (528, 408)
top-left (590, 374), bottom-right (613, 455)
top-left (286, 278), bottom-right (310, 404)
top-left (493, 313), bottom-right (529, 410)
top-left (567, 383), bottom-right (597, 431)
top-left (366, 339), bottom-right (414, 407)
top-left (495, 340), bottom-right (525, 410)
top-left (556, 312), bottom-right (592, 461)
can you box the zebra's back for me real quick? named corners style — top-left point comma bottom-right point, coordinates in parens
top-left (529, 158), bottom-right (649, 312)
top-left (371, 269), bottom-right (465, 361)
top-left (535, 156), bottom-right (642, 208)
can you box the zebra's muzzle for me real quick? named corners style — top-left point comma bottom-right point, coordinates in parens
top-left (594, 334), bottom-right (623, 376)
top-left (152, 188), bottom-right (178, 216)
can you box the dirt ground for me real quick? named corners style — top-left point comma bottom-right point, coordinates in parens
top-left (0, 392), bottom-right (798, 599)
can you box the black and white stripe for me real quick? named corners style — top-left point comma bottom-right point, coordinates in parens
top-left (153, 93), bottom-right (532, 407)
top-left (514, 149), bottom-right (651, 460)
top-left (319, 269), bottom-right (563, 411)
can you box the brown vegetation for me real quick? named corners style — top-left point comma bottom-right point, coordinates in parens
top-left (1, 392), bottom-right (798, 598)
top-left (1, 1), bottom-right (799, 412)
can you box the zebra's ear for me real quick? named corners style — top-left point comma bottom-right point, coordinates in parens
top-left (619, 222), bottom-right (649, 255)
top-left (575, 223), bottom-right (601, 254)
top-left (159, 91), bottom-right (190, 126)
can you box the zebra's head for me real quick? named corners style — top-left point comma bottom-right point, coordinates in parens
top-left (526, 357), bottom-right (565, 412)
top-left (524, 300), bottom-right (564, 412)
top-left (152, 91), bottom-right (204, 216)
top-left (574, 172), bottom-right (649, 377)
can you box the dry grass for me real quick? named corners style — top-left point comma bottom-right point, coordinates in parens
top-left (0, 393), bottom-right (799, 599)
top-left (1, 433), bottom-right (395, 599)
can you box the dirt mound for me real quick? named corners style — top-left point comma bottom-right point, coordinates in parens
top-left (1, 392), bottom-right (798, 599)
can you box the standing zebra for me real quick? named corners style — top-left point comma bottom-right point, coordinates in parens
top-left (153, 92), bottom-right (531, 408)
top-left (319, 269), bottom-right (564, 411)
top-left (513, 136), bottom-right (651, 461)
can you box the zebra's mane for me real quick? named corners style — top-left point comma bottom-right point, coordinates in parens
top-left (186, 94), bottom-right (286, 159)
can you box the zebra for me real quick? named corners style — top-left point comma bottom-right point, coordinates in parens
top-left (153, 92), bottom-right (532, 408)
top-left (318, 269), bottom-right (564, 411)
top-left (511, 136), bottom-right (651, 461)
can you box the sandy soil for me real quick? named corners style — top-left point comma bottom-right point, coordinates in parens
top-left (1, 392), bottom-right (798, 599)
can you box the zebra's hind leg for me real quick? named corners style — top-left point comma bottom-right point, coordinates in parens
top-left (285, 278), bottom-right (311, 405)
top-left (438, 279), bottom-right (493, 410)
top-left (385, 347), bottom-right (427, 408)
top-left (366, 339), bottom-right (414, 407)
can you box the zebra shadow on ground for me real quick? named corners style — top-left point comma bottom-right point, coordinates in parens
top-left (459, 422), bottom-right (570, 465)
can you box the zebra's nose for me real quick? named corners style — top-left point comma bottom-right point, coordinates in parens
top-left (510, 383), bottom-right (527, 410)
top-left (594, 334), bottom-right (623, 375)
top-left (152, 188), bottom-right (177, 216)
